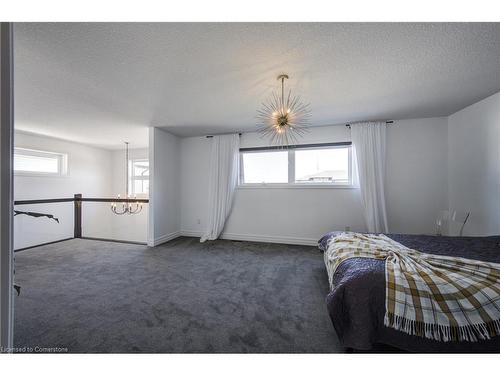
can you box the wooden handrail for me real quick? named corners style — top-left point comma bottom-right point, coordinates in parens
top-left (14, 196), bottom-right (149, 205)
top-left (14, 198), bottom-right (75, 205)
top-left (13, 194), bottom-right (149, 242)
top-left (79, 197), bottom-right (149, 203)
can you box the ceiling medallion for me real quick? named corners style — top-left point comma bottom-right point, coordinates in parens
top-left (257, 74), bottom-right (311, 146)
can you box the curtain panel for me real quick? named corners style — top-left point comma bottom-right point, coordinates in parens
top-left (200, 134), bottom-right (240, 242)
top-left (350, 122), bottom-right (389, 233)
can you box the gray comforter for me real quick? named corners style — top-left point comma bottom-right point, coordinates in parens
top-left (319, 232), bottom-right (500, 352)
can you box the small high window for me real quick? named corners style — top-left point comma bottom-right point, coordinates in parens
top-left (14, 148), bottom-right (68, 176)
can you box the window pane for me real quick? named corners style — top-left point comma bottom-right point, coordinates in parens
top-left (129, 159), bottom-right (149, 196)
top-left (133, 160), bottom-right (149, 177)
top-left (133, 179), bottom-right (149, 195)
top-left (295, 147), bottom-right (349, 183)
top-left (14, 152), bottom-right (59, 174)
top-left (242, 151), bottom-right (288, 183)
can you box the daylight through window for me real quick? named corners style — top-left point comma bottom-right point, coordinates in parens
top-left (240, 144), bottom-right (353, 186)
top-left (129, 159), bottom-right (149, 197)
top-left (14, 148), bottom-right (68, 176)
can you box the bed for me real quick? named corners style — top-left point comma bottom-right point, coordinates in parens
top-left (318, 232), bottom-right (500, 352)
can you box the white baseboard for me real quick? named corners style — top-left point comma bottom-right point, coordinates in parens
top-left (179, 230), bottom-right (318, 247)
top-left (149, 231), bottom-right (181, 247)
top-left (221, 232), bottom-right (318, 246)
top-left (179, 230), bottom-right (203, 238)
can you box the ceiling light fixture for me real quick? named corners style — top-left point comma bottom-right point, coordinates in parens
top-left (257, 74), bottom-right (311, 146)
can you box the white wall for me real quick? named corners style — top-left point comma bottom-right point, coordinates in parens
top-left (14, 132), bottom-right (150, 248)
top-left (109, 147), bottom-right (149, 243)
top-left (179, 136), bottom-right (211, 237)
top-left (149, 127), bottom-right (180, 246)
top-left (447, 92), bottom-right (500, 236)
top-left (14, 132), bottom-right (114, 249)
top-left (386, 118), bottom-right (448, 235)
top-left (16, 95), bottom-right (495, 249)
top-left (179, 118), bottom-right (449, 245)
top-left (14, 96), bottom-right (495, 250)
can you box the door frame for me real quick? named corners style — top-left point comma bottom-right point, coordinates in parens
top-left (1, 22), bottom-right (14, 351)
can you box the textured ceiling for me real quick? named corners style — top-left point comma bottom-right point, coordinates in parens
top-left (14, 22), bottom-right (500, 149)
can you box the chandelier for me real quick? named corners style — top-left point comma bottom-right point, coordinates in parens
top-left (110, 142), bottom-right (143, 215)
top-left (257, 74), bottom-right (311, 145)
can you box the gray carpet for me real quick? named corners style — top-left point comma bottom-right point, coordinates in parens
top-left (13, 237), bottom-right (342, 353)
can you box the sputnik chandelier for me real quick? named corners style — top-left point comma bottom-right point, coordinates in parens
top-left (110, 142), bottom-right (143, 215)
top-left (257, 74), bottom-right (311, 145)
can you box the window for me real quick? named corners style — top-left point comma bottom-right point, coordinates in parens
top-left (14, 148), bottom-right (68, 176)
top-left (295, 147), bottom-right (350, 184)
top-left (240, 151), bottom-right (288, 183)
top-left (240, 143), bottom-right (353, 187)
top-left (129, 159), bottom-right (149, 197)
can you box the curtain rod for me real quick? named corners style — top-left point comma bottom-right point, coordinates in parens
top-left (206, 133), bottom-right (242, 138)
top-left (240, 142), bottom-right (352, 152)
top-left (205, 121), bottom-right (394, 136)
top-left (345, 120), bottom-right (394, 128)
top-left (205, 120), bottom-right (394, 138)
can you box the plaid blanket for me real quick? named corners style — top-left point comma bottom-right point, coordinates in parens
top-left (324, 232), bottom-right (500, 342)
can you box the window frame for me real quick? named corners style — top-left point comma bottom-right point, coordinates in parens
top-left (128, 158), bottom-right (149, 197)
top-left (13, 147), bottom-right (68, 177)
top-left (238, 142), bottom-right (355, 189)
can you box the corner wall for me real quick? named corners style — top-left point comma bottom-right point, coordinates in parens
top-left (447, 91), bottom-right (500, 236)
top-left (148, 127), bottom-right (180, 246)
top-left (386, 117), bottom-right (448, 235)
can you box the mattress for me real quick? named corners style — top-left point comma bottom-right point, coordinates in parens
top-left (319, 232), bottom-right (500, 352)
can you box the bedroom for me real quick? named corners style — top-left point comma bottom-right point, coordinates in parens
top-left (1, 1), bottom-right (500, 371)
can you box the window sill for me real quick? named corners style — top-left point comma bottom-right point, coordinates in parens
top-left (237, 184), bottom-right (358, 190)
top-left (14, 172), bottom-right (68, 178)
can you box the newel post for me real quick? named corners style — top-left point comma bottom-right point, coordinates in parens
top-left (74, 194), bottom-right (82, 238)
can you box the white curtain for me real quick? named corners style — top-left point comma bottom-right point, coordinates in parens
top-left (200, 134), bottom-right (240, 242)
top-left (350, 122), bottom-right (389, 233)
